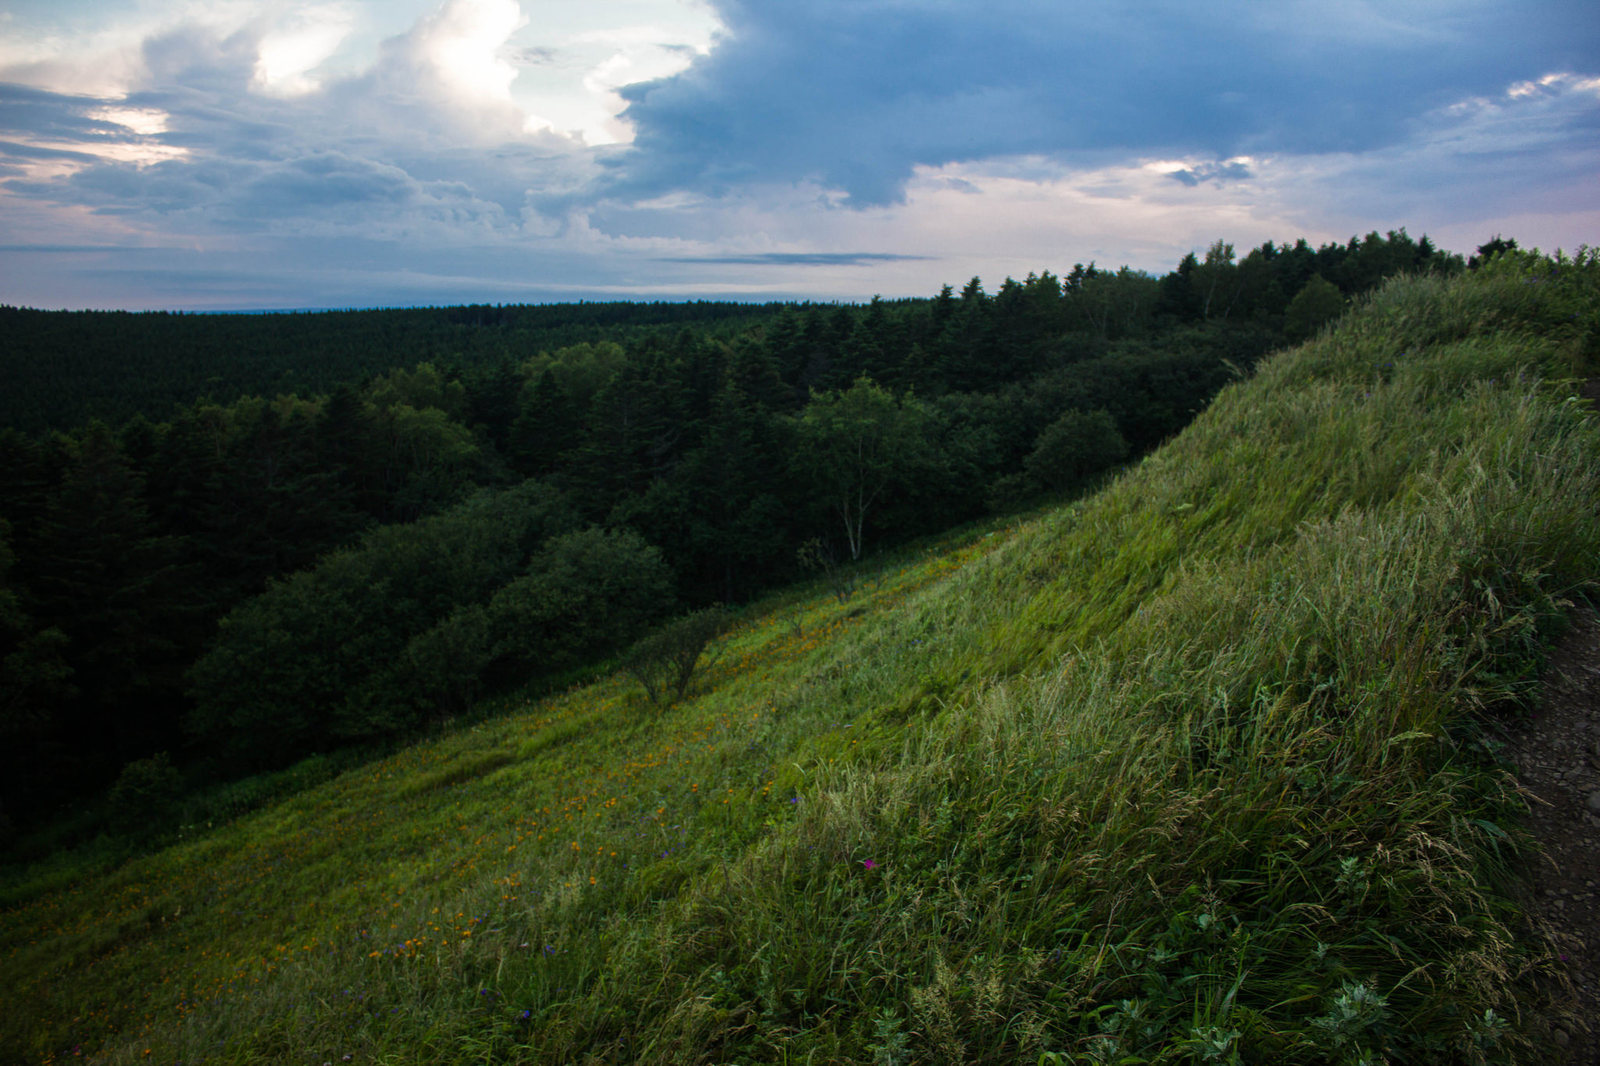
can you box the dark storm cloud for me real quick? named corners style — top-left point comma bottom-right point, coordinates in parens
top-left (606, 0), bottom-right (1600, 205)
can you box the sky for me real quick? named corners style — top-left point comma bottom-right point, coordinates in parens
top-left (0, 0), bottom-right (1596, 310)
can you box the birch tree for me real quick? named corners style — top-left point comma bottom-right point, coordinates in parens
top-left (792, 377), bottom-right (929, 561)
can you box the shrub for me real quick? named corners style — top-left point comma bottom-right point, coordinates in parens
top-left (797, 537), bottom-right (858, 603)
top-left (624, 605), bottom-right (732, 705)
top-left (106, 752), bottom-right (183, 837)
top-left (1024, 407), bottom-right (1128, 491)
top-left (1283, 273), bottom-right (1346, 342)
top-left (484, 526), bottom-right (676, 683)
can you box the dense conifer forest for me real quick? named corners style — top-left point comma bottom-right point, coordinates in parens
top-left (0, 230), bottom-right (1463, 848)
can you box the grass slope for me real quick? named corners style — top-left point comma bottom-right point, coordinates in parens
top-left (4, 256), bottom-right (1600, 1065)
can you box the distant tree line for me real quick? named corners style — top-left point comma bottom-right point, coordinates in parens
top-left (0, 300), bottom-right (788, 434)
top-left (0, 229), bottom-right (1464, 843)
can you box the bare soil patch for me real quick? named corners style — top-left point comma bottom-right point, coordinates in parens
top-left (1503, 608), bottom-right (1600, 1059)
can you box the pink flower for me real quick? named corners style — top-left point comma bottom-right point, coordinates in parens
top-left (860, 859), bottom-right (878, 870)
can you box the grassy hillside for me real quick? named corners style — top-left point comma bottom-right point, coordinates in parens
top-left (4, 252), bottom-right (1599, 1064)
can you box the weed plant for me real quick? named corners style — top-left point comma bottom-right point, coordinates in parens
top-left (2, 250), bottom-right (1598, 1064)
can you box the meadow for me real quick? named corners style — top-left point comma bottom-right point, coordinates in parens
top-left (3, 250), bottom-right (1599, 1064)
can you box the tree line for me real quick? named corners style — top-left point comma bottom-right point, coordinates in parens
top-left (0, 229), bottom-right (1465, 845)
top-left (0, 300), bottom-right (788, 434)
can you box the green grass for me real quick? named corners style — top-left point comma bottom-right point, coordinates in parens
top-left (3, 250), bottom-right (1598, 1064)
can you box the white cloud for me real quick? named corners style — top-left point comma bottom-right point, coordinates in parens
top-left (87, 106), bottom-right (171, 136)
top-left (0, 37), bottom-right (149, 98)
top-left (505, 13), bottom-right (719, 145)
top-left (254, 7), bottom-right (355, 96)
top-left (575, 43), bottom-right (703, 145)
top-left (411, 0), bottom-right (525, 105)
top-left (1508, 71), bottom-right (1600, 101)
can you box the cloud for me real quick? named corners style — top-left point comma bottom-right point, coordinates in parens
top-left (606, 0), bottom-right (1600, 205)
top-left (0, 2), bottom-right (600, 232)
top-left (1263, 70), bottom-right (1600, 243)
top-left (0, 82), bottom-right (191, 174)
top-left (1, 82), bottom-right (138, 143)
top-left (406, 0), bottom-right (524, 106)
top-left (254, 7), bottom-right (355, 96)
top-left (0, 138), bottom-right (102, 164)
top-left (1167, 160), bottom-right (1253, 187)
top-left (0, 243), bottom-right (168, 254)
top-left (653, 251), bottom-right (928, 266)
top-left (0, 0), bottom-right (1596, 310)
top-left (245, 152), bottom-right (419, 209)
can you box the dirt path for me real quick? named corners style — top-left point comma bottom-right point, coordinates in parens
top-left (1503, 609), bottom-right (1600, 1059)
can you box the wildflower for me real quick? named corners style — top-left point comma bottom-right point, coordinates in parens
top-left (861, 859), bottom-right (878, 870)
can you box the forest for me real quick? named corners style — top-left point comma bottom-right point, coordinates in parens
top-left (0, 229), bottom-right (1465, 849)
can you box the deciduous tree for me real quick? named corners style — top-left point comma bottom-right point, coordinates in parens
top-left (792, 378), bottom-right (930, 561)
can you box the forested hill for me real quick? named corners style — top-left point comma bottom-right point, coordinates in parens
top-left (0, 300), bottom-right (788, 433)
top-left (3, 245), bottom-right (1597, 1065)
top-left (0, 230), bottom-right (1461, 844)
top-left (3, 231), bottom-right (1462, 435)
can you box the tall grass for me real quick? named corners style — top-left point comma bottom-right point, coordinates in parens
top-left (2, 250), bottom-right (1597, 1064)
